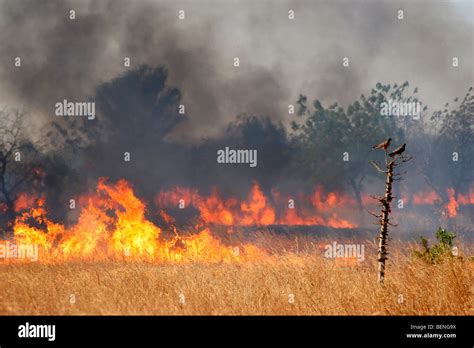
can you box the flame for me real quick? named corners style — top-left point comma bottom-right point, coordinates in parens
top-left (155, 182), bottom-right (357, 228)
top-left (10, 179), bottom-right (265, 263)
top-left (457, 187), bottom-right (474, 205)
top-left (412, 190), bottom-right (441, 205)
top-left (14, 193), bottom-right (38, 212)
top-left (409, 188), bottom-right (474, 217)
top-left (159, 210), bottom-right (175, 225)
top-left (4, 176), bottom-right (474, 264)
top-left (445, 188), bottom-right (459, 218)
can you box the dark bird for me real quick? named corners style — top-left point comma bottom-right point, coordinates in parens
top-left (389, 143), bottom-right (406, 157)
top-left (372, 138), bottom-right (391, 150)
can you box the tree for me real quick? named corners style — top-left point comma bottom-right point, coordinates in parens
top-left (292, 82), bottom-right (411, 212)
top-left (219, 115), bottom-right (292, 192)
top-left (420, 87), bottom-right (474, 221)
top-left (46, 65), bottom-right (185, 202)
top-left (0, 109), bottom-right (43, 234)
top-left (370, 141), bottom-right (412, 283)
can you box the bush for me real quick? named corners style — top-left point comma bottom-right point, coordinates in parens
top-left (414, 227), bottom-right (457, 264)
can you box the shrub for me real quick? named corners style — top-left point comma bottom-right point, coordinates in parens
top-left (414, 227), bottom-right (457, 264)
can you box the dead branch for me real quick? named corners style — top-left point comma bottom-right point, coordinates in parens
top-left (370, 160), bottom-right (387, 173)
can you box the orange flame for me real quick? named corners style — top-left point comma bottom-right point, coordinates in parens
top-left (4, 177), bottom-right (474, 264)
top-left (445, 188), bottom-right (459, 217)
top-left (14, 193), bottom-right (39, 212)
top-left (409, 188), bottom-right (474, 217)
top-left (412, 190), bottom-right (441, 205)
top-left (10, 179), bottom-right (265, 263)
top-left (155, 182), bottom-right (357, 228)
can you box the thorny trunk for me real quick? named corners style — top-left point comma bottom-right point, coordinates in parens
top-left (377, 160), bottom-right (394, 283)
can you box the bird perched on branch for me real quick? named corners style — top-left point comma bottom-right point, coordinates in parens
top-left (389, 143), bottom-right (406, 157)
top-left (372, 138), bottom-right (391, 150)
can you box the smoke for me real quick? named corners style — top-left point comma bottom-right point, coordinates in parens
top-left (0, 0), bottom-right (472, 236)
top-left (0, 0), bottom-right (472, 141)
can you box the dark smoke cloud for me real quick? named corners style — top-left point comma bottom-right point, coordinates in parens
top-left (0, 0), bottom-right (472, 142)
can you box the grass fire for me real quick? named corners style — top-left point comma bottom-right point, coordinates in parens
top-left (0, 1), bottom-right (473, 320)
top-left (0, 176), bottom-right (473, 315)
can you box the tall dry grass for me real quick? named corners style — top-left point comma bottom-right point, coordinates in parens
top-left (0, 241), bottom-right (472, 315)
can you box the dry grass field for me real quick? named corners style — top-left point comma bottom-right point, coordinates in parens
top-left (0, 241), bottom-right (472, 315)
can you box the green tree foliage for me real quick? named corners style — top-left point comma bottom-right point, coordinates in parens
top-left (291, 82), bottom-right (414, 211)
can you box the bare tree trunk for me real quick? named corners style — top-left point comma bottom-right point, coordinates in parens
top-left (377, 160), bottom-right (394, 283)
top-left (371, 142), bottom-right (410, 284)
